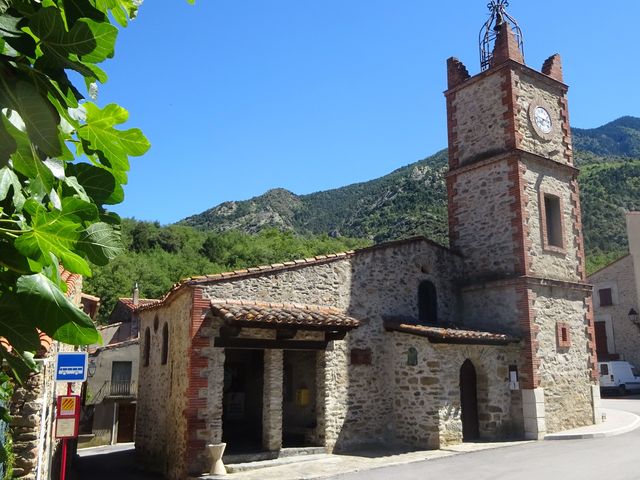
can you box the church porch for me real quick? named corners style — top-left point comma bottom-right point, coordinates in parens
top-left (185, 299), bottom-right (360, 475)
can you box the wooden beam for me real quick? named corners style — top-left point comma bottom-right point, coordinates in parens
top-left (219, 325), bottom-right (242, 338)
top-left (214, 337), bottom-right (328, 351)
top-left (276, 328), bottom-right (297, 340)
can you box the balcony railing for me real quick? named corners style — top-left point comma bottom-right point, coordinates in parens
top-left (108, 380), bottom-right (137, 397)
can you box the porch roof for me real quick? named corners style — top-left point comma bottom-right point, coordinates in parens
top-left (383, 320), bottom-right (520, 346)
top-left (210, 299), bottom-right (360, 331)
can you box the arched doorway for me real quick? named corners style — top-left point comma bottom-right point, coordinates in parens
top-left (460, 359), bottom-right (479, 441)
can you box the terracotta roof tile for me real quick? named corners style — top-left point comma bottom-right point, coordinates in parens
top-left (134, 236), bottom-right (459, 313)
top-left (210, 299), bottom-right (360, 330)
top-left (384, 320), bottom-right (519, 346)
top-left (119, 298), bottom-right (161, 311)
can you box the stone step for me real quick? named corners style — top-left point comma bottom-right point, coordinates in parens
top-left (225, 453), bottom-right (331, 473)
top-left (224, 446), bottom-right (327, 465)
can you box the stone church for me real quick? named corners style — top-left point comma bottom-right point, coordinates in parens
top-left (135, 6), bottom-right (599, 479)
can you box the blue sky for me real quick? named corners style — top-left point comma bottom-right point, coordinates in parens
top-left (97, 1), bottom-right (640, 224)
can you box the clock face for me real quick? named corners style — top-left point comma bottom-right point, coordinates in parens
top-left (534, 106), bottom-right (552, 134)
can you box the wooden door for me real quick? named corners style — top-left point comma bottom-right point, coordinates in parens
top-left (116, 403), bottom-right (136, 443)
top-left (460, 359), bottom-right (479, 441)
top-left (594, 321), bottom-right (609, 359)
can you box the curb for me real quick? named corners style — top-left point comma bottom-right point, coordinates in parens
top-left (544, 409), bottom-right (640, 440)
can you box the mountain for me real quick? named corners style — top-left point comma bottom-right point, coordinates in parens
top-left (181, 117), bottom-right (640, 260)
top-left (573, 117), bottom-right (640, 158)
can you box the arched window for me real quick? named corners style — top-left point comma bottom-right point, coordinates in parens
top-left (161, 323), bottom-right (169, 365)
top-left (418, 280), bottom-right (438, 325)
top-left (143, 327), bottom-right (150, 367)
top-left (407, 347), bottom-right (418, 366)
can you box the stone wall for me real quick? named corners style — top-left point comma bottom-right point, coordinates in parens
top-left (589, 255), bottom-right (640, 366)
top-left (514, 70), bottom-right (567, 165)
top-left (449, 71), bottom-right (508, 166)
top-left (136, 288), bottom-right (192, 479)
top-left (198, 240), bottom-right (464, 453)
top-left (448, 158), bottom-right (519, 279)
top-left (531, 285), bottom-right (594, 432)
top-left (390, 332), bottom-right (522, 448)
top-left (461, 283), bottom-right (520, 336)
top-left (521, 161), bottom-right (581, 282)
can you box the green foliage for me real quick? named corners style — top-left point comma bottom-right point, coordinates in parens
top-left (85, 221), bottom-right (370, 322)
top-left (0, 4), bottom-right (147, 469)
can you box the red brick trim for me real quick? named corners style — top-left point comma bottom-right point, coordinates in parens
top-left (508, 157), bottom-right (530, 276)
top-left (584, 295), bottom-right (599, 382)
top-left (515, 282), bottom-right (539, 390)
top-left (539, 189), bottom-right (567, 255)
top-left (542, 54), bottom-right (564, 83)
top-left (444, 59), bottom-right (567, 97)
top-left (446, 92), bottom-right (460, 170)
top-left (559, 92), bottom-right (573, 166)
top-left (185, 287), bottom-right (212, 475)
top-left (556, 322), bottom-right (571, 348)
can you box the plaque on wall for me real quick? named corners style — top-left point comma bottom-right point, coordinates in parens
top-left (350, 348), bottom-right (372, 365)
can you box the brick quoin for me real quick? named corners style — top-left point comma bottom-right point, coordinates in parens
top-left (185, 287), bottom-right (211, 474)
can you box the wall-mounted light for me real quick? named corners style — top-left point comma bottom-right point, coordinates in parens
top-left (88, 359), bottom-right (97, 377)
top-left (629, 308), bottom-right (639, 327)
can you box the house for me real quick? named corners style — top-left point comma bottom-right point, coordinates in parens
top-left (134, 8), bottom-right (600, 479)
top-left (82, 287), bottom-right (158, 447)
top-left (588, 212), bottom-right (640, 366)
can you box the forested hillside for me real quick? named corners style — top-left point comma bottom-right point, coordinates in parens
top-left (84, 221), bottom-right (369, 321)
top-left (183, 117), bottom-right (640, 264)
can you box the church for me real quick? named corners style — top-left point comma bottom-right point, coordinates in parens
top-left (134, 5), bottom-right (599, 478)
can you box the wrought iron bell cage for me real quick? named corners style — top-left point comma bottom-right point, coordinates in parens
top-left (479, 0), bottom-right (524, 71)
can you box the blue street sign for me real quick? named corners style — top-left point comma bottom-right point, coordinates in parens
top-left (55, 352), bottom-right (88, 382)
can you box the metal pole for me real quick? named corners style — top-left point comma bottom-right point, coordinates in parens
top-left (60, 383), bottom-right (72, 480)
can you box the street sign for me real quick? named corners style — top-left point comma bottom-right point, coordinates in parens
top-left (55, 395), bottom-right (80, 439)
top-left (55, 352), bottom-right (88, 382)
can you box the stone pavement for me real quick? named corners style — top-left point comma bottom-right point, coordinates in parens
top-left (195, 407), bottom-right (640, 480)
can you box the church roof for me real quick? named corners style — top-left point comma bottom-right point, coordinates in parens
top-left (134, 236), bottom-right (458, 313)
top-left (384, 320), bottom-right (519, 346)
top-left (210, 299), bottom-right (360, 330)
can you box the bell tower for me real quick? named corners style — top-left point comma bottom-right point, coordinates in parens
top-left (445, 1), bottom-right (598, 439)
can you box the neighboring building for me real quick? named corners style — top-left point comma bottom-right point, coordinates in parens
top-left (8, 271), bottom-right (97, 480)
top-left (135, 9), bottom-right (599, 480)
top-left (589, 213), bottom-right (640, 367)
top-left (82, 288), bottom-right (158, 447)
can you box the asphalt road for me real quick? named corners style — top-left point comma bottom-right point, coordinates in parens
top-left (71, 443), bottom-right (163, 480)
top-left (329, 396), bottom-right (640, 480)
top-left (71, 396), bottom-right (640, 480)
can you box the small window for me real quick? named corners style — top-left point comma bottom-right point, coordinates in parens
top-left (111, 361), bottom-right (132, 395)
top-left (556, 322), bottom-right (571, 348)
top-left (407, 347), bottom-right (418, 366)
top-left (418, 281), bottom-right (438, 325)
top-left (161, 323), bottom-right (169, 365)
top-left (143, 327), bottom-right (150, 367)
top-left (600, 364), bottom-right (609, 376)
top-left (153, 314), bottom-right (159, 332)
top-left (543, 194), bottom-right (563, 249)
top-left (599, 288), bottom-right (613, 307)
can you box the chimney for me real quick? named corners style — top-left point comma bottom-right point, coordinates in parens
top-left (132, 282), bottom-right (139, 306)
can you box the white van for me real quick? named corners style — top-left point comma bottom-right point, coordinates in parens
top-left (599, 361), bottom-right (640, 396)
